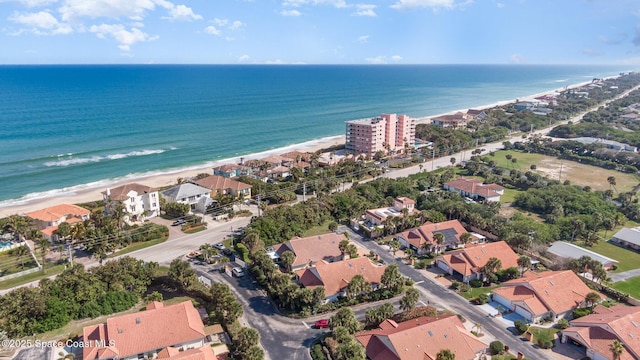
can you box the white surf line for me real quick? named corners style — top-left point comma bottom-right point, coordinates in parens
top-left (301, 321), bottom-right (310, 329)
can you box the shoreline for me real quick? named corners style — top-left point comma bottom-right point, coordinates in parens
top-left (0, 78), bottom-right (612, 218)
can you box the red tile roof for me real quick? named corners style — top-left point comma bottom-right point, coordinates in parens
top-left (82, 301), bottom-right (205, 360)
top-left (495, 270), bottom-right (595, 316)
top-left (103, 183), bottom-right (156, 201)
top-left (567, 304), bottom-right (640, 359)
top-left (276, 233), bottom-right (345, 268)
top-left (444, 177), bottom-right (503, 198)
top-left (296, 257), bottom-right (386, 297)
top-left (25, 204), bottom-right (90, 222)
top-left (355, 314), bottom-right (486, 360)
top-left (399, 220), bottom-right (468, 249)
top-left (436, 241), bottom-right (519, 276)
top-left (194, 175), bottom-right (251, 192)
top-left (157, 346), bottom-right (217, 360)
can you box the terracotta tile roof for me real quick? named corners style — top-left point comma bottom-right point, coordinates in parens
top-left (436, 241), bottom-right (520, 276)
top-left (395, 197), bottom-right (415, 205)
top-left (157, 346), bottom-right (217, 360)
top-left (194, 175), bottom-right (251, 192)
top-left (290, 160), bottom-right (311, 169)
top-left (444, 177), bottom-right (503, 198)
top-left (432, 112), bottom-right (469, 122)
top-left (82, 301), bottom-right (205, 360)
top-left (297, 257), bottom-right (386, 297)
top-left (276, 233), bottom-right (345, 268)
top-left (563, 326), bottom-right (635, 360)
top-left (280, 151), bottom-right (312, 162)
top-left (25, 204), bottom-right (90, 222)
top-left (399, 220), bottom-right (468, 249)
top-left (259, 154), bottom-right (293, 165)
top-left (355, 315), bottom-right (486, 360)
top-left (493, 286), bottom-right (548, 315)
top-left (498, 270), bottom-right (595, 316)
top-left (103, 183), bottom-right (156, 201)
top-left (568, 304), bottom-right (640, 359)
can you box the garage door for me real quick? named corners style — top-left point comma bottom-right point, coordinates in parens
top-left (514, 305), bottom-right (532, 321)
top-left (437, 260), bottom-right (450, 272)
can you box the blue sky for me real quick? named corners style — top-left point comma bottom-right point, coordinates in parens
top-left (1, 0), bottom-right (639, 64)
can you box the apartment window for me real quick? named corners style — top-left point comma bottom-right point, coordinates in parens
top-left (130, 197), bottom-right (135, 202)
top-left (130, 205), bottom-right (136, 212)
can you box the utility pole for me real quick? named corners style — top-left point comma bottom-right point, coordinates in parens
top-left (431, 147), bottom-right (435, 171)
top-left (67, 243), bottom-right (73, 267)
top-left (257, 194), bottom-right (261, 216)
top-left (302, 182), bottom-right (306, 202)
top-left (558, 162), bottom-right (564, 182)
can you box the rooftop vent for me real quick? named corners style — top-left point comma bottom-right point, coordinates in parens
top-left (428, 330), bottom-right (434, 337)
top-left (135, 317), bottom-right (141, 324)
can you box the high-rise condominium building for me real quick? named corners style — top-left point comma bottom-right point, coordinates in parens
top-left (345, 114), bottom-right (415, 156)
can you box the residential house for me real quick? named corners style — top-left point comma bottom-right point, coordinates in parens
top-left (194, 175), bottom-right (252, 199)
top-left (397, 220), bottom-right (471, 255)
top-left (444, 177), bottom-right (504, 202)
top-left (548, 241), bottom-right (618, 271)
top-left (82, 301), bottom-right (210, 360)
top-left (364, 197), bottom-right (415, 226)
top-left (161, 183), bottom-right (212, 212)
top-left (103, 183), bottom-right (159, 221)
top-left (212, 164), bottom-right (252, 178)
top-left (435, 241), bottom-right (520, 283)
top-left (156, 347), bottom-right (218, 360)
top-left (611, 227), bottom-right (640, 251)
top-left (492, 270), bottom-right (598, 323)
top-left (466, 109), bottom-right (487, 121)
top-left (355, 315), bottom-right (487, 360)
top-left (295, 257), bottom-right (386, 302)
top-left (25, 204), bottom-right (91, 241)
top-left (561, 304), bottom-right (640, 360)
top-left (280, 151), bottom-right (312, 163)
top-left (514, 101), bottom-right (536, 111)
top-left (431, 112), bottom-right (469, 129)
top-left (274, 232), bottom-right (345, 271)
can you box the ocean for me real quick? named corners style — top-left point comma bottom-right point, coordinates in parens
top-left (0, 64), bottom-right (632, 206)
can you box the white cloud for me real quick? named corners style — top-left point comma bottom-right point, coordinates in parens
top-left (390, 0), bottom-right (469, 10)
top-left (391, 55), bottom-right (402, 62)
top-left (282, 0), bottom-right (347, 8)
top-left (163, 4), bottom-right (202, 21)
top-left (0, 0), bottom-right (59, 7)
top-left (353, 4), bottom-right (376, 16)
top-left (238, 54), bottom-right (250, 62)
top-left (213, 18), bottom-right (229, 27)
top-left (229, 20), bottom-right (245, 30)
top-left (365, 56), bottom-right (387, 64)
top-left (508, 53), bottom-right (527, 64)
top-left (9, 10), bottom-right (73, 34)
top-left (204, 25), bottom-right (220, 35)
top-left (89, 23), bottom-right (157, 50)
top-left (59, 0), bottom-right (157, 22)
top-left (356, 35), bottom-right (369, 43)
top-left (280, 9), bottom-right (301, 16)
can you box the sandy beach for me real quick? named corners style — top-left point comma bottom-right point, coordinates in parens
top-left (0, 78), bottom-right (604, 219)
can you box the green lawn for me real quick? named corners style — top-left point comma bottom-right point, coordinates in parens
top-left (576, 226), bottom-right (640, 273)
top-left (500, 187), bottom-right (524, 204)
top-left (610, 276), bottom-right (640, 299)
top-left (459, 285), bottom-right (499, 300)
top-left (108, 236), bottom-right (168, 258)
top-left (491, 150), bottom-right (640, 192)
top-left (0, 264), bottom-right (65, 290)
top-left (302, 220), bottom-right (336, 237)
top-left (0, 249), bottom-right (39, 277)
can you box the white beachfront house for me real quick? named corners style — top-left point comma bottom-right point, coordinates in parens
top-left (103, 183), bottom-right (160, 222)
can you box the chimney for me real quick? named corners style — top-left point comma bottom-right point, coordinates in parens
top-left (240, 157), bottom-right (244, 165)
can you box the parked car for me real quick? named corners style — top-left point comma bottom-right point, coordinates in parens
top-left (315, 319), bottom-right (330, 329)
top-left (171, 219), bottom-right (186, 226)
top-left (222, 248), bottom-right (233, 256)
top-left (214, 243), bottom-right (225, 250)
top-left (232, 267), bottom-right (245, 277)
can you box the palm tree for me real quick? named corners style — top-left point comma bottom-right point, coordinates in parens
top-left (473, 322), bottom-right (483, 336)
top-left (37, 238), bottom-right (50, 268)
top-left (609, 340), bottom-right (624, 360)
top-left (433, 232), bottom-right (445, 253)
top-left (436, 349), bottom-right (455, 360)
top-left (460, 232), bottom-right (473, 244)
top-left (450, 157), bottom-right (456, 166)
top-left (517, 255), bottom-right (532, 277)
top-left (13, 245), bottom-right (29, 269)
top-left (585, 291), bottom-right (601, 309)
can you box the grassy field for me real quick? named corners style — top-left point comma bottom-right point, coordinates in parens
top-left (491, 150), bottom-right (640, 192)
top-left (0, 249), bottom-right (39, 277)
top-left (577, 238), bottom-right (640, 273)
top-left (610, 276), bottom-right (640, 300)
top-left (302, 220), bottom-right (335, 237)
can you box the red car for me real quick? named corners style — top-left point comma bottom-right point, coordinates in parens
top-left (315, 319), bottom-right (330, 329)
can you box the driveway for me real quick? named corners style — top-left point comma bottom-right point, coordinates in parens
top-left (609, 268), bottom-right (640, 283)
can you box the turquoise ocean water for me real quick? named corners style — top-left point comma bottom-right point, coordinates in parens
top-left (0, 64), bottom-right (631, 205)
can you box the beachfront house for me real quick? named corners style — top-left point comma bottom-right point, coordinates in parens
top-left (25, 204), bottom-right (91, 241)
top-left (212, 163), bottom-right (252, 178)
top-left (430, 112), bottom-right (469, 129)
top-left (103, 183), bottom-right (160, 222)
top-left (194, 175), bottom-right (252, 199)
top-left (161, 183), bottom-right (212, 213)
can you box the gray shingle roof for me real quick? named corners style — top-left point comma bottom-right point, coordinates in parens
top-left (162, 183), bottom-right (211, 200)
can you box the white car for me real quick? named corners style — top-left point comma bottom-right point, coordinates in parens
top-left (232, 267), bottom-right (245, 277)
top-left (214, 243), bottom-right (225, 250)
